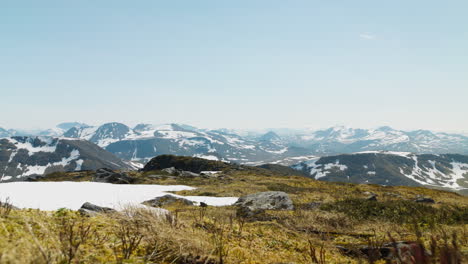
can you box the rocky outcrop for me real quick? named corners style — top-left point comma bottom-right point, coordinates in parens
top-left (142, 195), bottom-right (195, 207)
top-left (78, 202), bottom-right (116, 216)
top-left (142, 155), bottom-right (233, 173)
top-left (92, 168), bottom-right (136, 184)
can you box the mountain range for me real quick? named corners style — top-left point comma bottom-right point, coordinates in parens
top-left (2, 123), bottom-right (468, 165)
top-left (1, 122), bottom-right (468, 193)
top-left (60, 123), bottom-right (310, 164)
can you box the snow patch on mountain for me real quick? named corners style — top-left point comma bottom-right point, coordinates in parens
top-left (296, 159), bottom-right (348, 179)
top-left (295, 152), bottom-right (468, 191)
top-left (13, 149), bottom-right (81, 178)
top-left (7, 137), bottom-right (58, 155)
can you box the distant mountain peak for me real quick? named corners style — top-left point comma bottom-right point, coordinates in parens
top-left (56, 122), bottom-right (88, 131)
top-left (259, 131), bottom-right (282, 142)
top-left (376, 126), bottom-right (394, 132)
top-left (133, 123), bottom-right (154, 132)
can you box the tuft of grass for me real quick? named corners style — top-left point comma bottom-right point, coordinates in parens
top-left (0, 198), bottom-right (14, 218)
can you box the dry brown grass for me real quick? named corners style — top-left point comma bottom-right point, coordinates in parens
top-left (10, 168), bottom-right (468, 263)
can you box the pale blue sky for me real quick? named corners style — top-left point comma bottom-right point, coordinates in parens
top-left (1, 1), bottom-right (467, 131)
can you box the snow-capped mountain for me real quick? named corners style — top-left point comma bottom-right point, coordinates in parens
top-left (285, 126), bottom-right (468, 155)
top-left (0, 136), bottom-right (136, 182)
top-left (62, 123), bottom-right (308, 163)
top-left (64, 122), bottom-right (131, 147)
top-left (293, 151), bottom-right (468, 192)
top-left (2, 123), bottom-right (468, 165)
top-left (0, 122), bottom-right (88, 138)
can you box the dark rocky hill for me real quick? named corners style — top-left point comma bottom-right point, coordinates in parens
top-left (0, 137), bottom-right (135, 182)
top-left (293, 151), bottom-right (468, 192)
top-left (142, 155), bottom-right (235, 173)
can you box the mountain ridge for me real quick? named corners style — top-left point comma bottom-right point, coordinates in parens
top-left (2, 123), bottom-right (468, 165)
top-left (292, 151), bottom-right (468, 193)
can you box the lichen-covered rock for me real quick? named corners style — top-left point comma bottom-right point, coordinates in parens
top-left (142, 195), bottom-right (195, 207)
top-left (234, 191), bottom-right (294, 211)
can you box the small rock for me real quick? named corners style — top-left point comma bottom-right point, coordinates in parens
top-left (162, 167), bottom-right (177, 174)
top-left (199, 202), bottom-right (208, 207)
top-left (179, 170), bottom-right (200, 177)
top-left (78, 202), bottom-right (116, 216)
top-left (142, 195), bottom-right (195, 207)
top-left (93, 168), bottom-right (136, 184)
top-left (162, 167), bottom-right (200, 177)
top-left (414, 196), bottom-right (435, 203)
top-left (362, 191), bottom-right (378, 201)
top-left (384, 192), bottom-right (403, 198)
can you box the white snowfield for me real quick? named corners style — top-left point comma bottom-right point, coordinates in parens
top-left (0, 182), bottom-right (238, 211)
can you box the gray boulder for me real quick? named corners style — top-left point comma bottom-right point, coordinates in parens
top-left (142, 195), bottom-right (195, 207)
top-left (234, 191), bottom-right (294, 211)
top-left (78, 202), bottom-right (116, 216)
top-left (162, 167), bottom-right (200, 177)
top-left (93, 168), bottom-right (136, 184)
top-left (414, 196), bottom-right (435, 203)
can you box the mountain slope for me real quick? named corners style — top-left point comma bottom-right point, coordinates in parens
top-left (293, 151), bottom-right (468, 191)
top-left (0, 136), bottom-right (135, 181)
